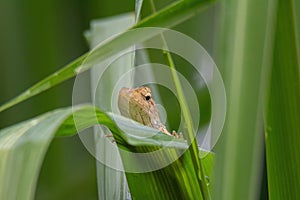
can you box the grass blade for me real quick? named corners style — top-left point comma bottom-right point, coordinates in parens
top-left (85, 13), bottom-right (135, 200)
top-left (214, 0), bottom-right (277, 199)
top-left (0, 0), bottom-right (216, 113)
top-left (265, 0), bottom-right (300, 198)
top-left (0, 104), bottom-right (213, 199)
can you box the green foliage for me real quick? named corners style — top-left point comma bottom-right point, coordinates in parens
top-left (0, 105), bottom-right (96, 200)
top-left (0, 0), bottom-right (216, 113)
top-left (0, 0), bottom-right (216, 199)
top-left (0, 104), bottom-right (214, 200)
top-left (1, 0), bottom-right (299, 199)
top-left (265, 0), bottom-right (300, 199)
top-left (215, 0), bottom-right (300, 199)
top-left (214, 0), bottom-right (277, 198)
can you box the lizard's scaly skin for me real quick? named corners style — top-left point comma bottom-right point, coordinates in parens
top-left (118, 86), bottom-right (173, 136)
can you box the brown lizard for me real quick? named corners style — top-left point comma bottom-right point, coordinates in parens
top-left (118, 86), bottom-right (180, 137)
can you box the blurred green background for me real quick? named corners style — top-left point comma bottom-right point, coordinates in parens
top-left (3, 0), bottom-right (299, 199)
top-left (0, 1), bottom-right (219, 198)
top-left (0, 1), bottom-right (133, 199)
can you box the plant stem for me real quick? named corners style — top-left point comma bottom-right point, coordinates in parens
top-left (148, 0), bottom-right (211, 199)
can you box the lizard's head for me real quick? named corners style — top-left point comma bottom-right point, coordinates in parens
top-left (134, 86), bottom-right (152, 102)
top-left (118, 86), bottom-right (160, 128)
top-left (118, 86), bottom-right (154, 105)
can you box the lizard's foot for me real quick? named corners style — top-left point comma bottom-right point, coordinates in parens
top-left (172, 130), bottom-right (184, 139)
top-left (105, 134), bottom-right (115, 143)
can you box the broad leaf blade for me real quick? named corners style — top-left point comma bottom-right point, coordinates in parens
top-left (0, 0), bottom-right (216, 113)
top-left (85, 13), bottom-right (135, 200)
top-left (0, 106), bottom-right (93, 200)
top-left (124, 147), bottom-right (213, 200)
top-left (265, 0), bottom-right (300, 198)
top-left (0, 104), bottom-right (213, 199)
top-left (214, 0), bottom-right (277, 199)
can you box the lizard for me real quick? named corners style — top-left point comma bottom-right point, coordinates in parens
top-left (118, 86), bottom-right (180, 138)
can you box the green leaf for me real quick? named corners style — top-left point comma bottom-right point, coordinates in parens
top-left (0, 1), bottom-right (217, 199)
top-left (102, 113), bottom-right (214, 199)
top-left (85, 12), bottom-right (136, 200)
top-left (0, 105), bottom-right (95, 200)
top-left (125, 149), bottom-right (213, 200)
top-left (0, 104), bottom-right (213, 200)
top-left (265, 0), bottom-right (300, 198)
top-left (214, 0), bottom-right (277, 199)
top-left (146, 1), bottom-right (210, 197)
top-left (0, 0), bottom-right (216, 113)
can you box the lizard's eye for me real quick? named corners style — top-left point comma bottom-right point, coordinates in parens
top-left (144, 92), bottom-right (151, 101)
top-left (145, 93), bottom-right (151, 101)
top-left (145, 95), bottom-right (151, 101)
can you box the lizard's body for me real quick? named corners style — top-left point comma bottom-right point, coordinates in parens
top-left (118, 86), bottom-right (177, 137)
